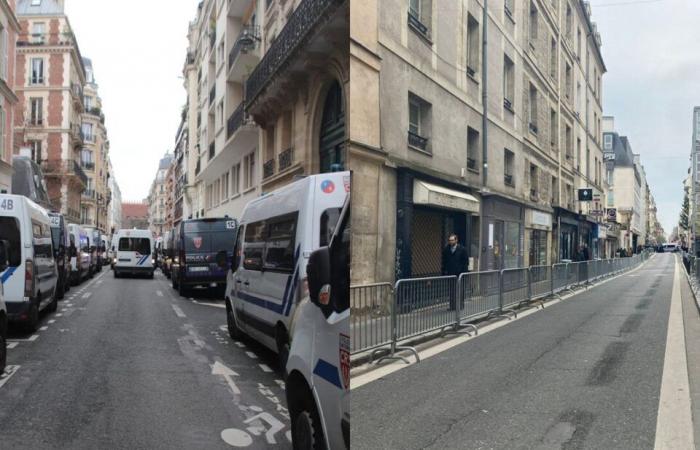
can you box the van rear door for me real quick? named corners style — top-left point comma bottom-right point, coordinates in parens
top-left (0, 216), bottom-right (24, 303)
top-left (118, 236), bottom-right (151, 268)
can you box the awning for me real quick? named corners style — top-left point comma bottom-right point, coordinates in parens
top-left (413, 180), bottom-right (480, 213)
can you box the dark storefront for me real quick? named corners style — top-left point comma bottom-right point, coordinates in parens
top-left (481, 197), bottom-right (524, 271)
top-left (395, 170), bottom-right (480, 279)
top-left (554, 207), bottom-right (579, 262)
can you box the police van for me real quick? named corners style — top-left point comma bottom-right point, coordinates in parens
top-left (112, 229), bottom-right (155, 278)
top-left (286, 192), bottom-right (350, 450)
top-left (0, 239), bottom-right (9, 374)
top-left (67, 224), bottom-right (90, 285)
top-left (48, 212), bottom-right (70, 299)
top-left (225, 171), bottom-right (350, 370)
top-left (0, 194), bottom-right (58, 331)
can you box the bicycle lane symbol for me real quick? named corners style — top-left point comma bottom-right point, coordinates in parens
top-left (221, 406), bottom-right (292, 447)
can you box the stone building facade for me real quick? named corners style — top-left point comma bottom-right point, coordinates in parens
top-left (0, 0), bottom-right (18, 194)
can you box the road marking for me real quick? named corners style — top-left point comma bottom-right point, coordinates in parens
top-left (7, 334), bottom-right (38, 343)
top-left (55, 313), bottom-right (63, 317)
top-left (274, 380), bottom-right (285, 390)
top-left (171, 304), bottom-right (186, 318)
top-left (234, 341), bottom-right (245, 348)
top-left (0, 365), bottom-right (20, 389)
top-left (61, 308), bottom-right (68, 312)
top-left (97, 280), bottom-right (103, 285)
top-left (48, 319), bottom-right (56, 324)
top-left (212, 360), bottom-right (241, 395)
top-left (245, 351), bottom-right (258, 359)
top-left (156, 290), bottom-right (164, 297)
top-left (82, 292), bottom-right (91, 299)
top-left (7, 342), bottom-right (17, 349)
top-left (654, 259), bottom-right (694, 449)
top-left (39, 326), bottom-right (48, 331)
top-left (259, 364), bottom-right (273, 373)
top-left (66, 303), bottom-right (73, 307)
top-left (192, 300), bottom-right (226, 309)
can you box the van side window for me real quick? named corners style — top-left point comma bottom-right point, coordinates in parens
top-left (232, 226), bottom-right (244, 272)
top-left (0, 217), bottom-right (22, 266)
top-left (243, 221), bottom-right (266, 270)
top-left (31, 221), bottom-right (52, 259)
top-left (264, 213), bottom-right (298, 272)
top-left (320, 208), bottom-right (341, 247)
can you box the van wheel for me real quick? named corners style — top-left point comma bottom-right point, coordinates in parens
top-left (149, 271), bottom-right (154, 279)
top-left (114, 270), bottom-right (119, 278)
top-left (25, 300), bottom-right (39, 332)
top-left (226, 300), bottom-right (243, 340)
top-left (172, 274), bottom-right (179, 290)
top-left (48, 293), bottom-right (58, 313)
top-left (290, 392), bottom-right (326, 450)
top-left (276, 329), bottom-right (290, 377)
top-left (178, 280), bottom-right (188, 297)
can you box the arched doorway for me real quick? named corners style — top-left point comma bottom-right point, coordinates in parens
top-left (319, 80), bottom-right (345, 173)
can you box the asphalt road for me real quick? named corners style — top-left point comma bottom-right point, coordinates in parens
top-left (352, 253), bottom-right (682, 450)
top-left (0, 267), bottom-right (291, 449)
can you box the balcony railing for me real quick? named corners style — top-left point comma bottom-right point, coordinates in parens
top-left (246, 0), bottom-right (343, 106)
top-left (82, 189), bottom-right (95, 199)
top-left (278, 147), bottom-right (294, 172)
top-left (228, 25), bottom-right (261, 71)
top-left (81, 161), bottom-right (95, 171)
top-left (227, 103), bottom-right (247, 139)
top-left (467, 157), bottom-right (478, 172)
top-left (263, 158), bottom-right (275, 179)
top-left (504, 174), bottom-right (514, 186)
top-left (208, 142), bottom-right (215, 160)
top-left (408, 130), bottom-right (429, 152)
top-left (41, 159), bottom-right (88, 187)
top-left (87, 106), bottom-right (101, 117)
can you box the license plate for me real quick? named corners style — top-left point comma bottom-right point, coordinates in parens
top-left (188, 266), bottom-right (208, 272)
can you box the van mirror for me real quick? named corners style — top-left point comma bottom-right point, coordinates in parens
top-left (307, 246), bottom-right (332, 314)
top-left (0, 240), bottom-right (9, 272)
top-left (215, 250), bottom-right (228, 269)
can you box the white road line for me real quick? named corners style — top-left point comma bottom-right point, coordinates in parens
top-left (39, 326), bottom-right (48, 331)
top-left (245, 351), bottom-right (258, 359)
top-left (171, 304), bottom-right (186, 318)
top-left (97, 280), bottom-right (103, 285)
top-left (0, 365), bottom-right (20, 389)
top-left (61, 308), bottom-right (68, 312)
top-left (82, 292), bottom-right (91, 299)
top-left (66, 303), bottom-right (73, 307)
top-left (7, 342), bottom-right (17, 349)
top-left (259, 364), bottom-right (273, 373)
top-left (55, 313), bottom-right (62, 317)
top-left (654, 259), bottom-right (694, 449)
top-left (234, 341), bottom-right (245, 348)
top-left (8, 334), bottom-right (38, 343)
top-left (192, 300), bottom-right (226, 309)
top-left (48, 319), bottom-right (56, 324)
top-left (156, 290), bottom-right (164, 297)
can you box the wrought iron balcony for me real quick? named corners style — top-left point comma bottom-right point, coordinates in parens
top-left (467, 157), bottom-right (478, 172)
top-left (82, 189), bottom-right (95, 199)
top-left (278, 147), bottom-right (294, 172)
top-left (81, 161), bottom-right (95, 171)
top-left (228, 26), bottom-right (260, 72)
top-left (407, 130), bottom-right (429, 152)
top-left (245, 0), bottom-right (344, 106)
top-left (263, 158), bottom-right (275, 179)
top-left (41, 159), bottom-right (88, 187)
top-left (227, 103), bottom-right (247, 139)
top-left (504, 174), bottom-right (514, 186)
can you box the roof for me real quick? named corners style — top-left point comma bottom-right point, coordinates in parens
top-left (122, 202), bottom-right (149, 218)
top-left (158, 154), bottom-right (173, 170)
top-left (16, 0), bottom-right (64, 16)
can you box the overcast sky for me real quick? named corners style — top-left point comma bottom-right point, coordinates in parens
top-left (593, 0), bottom-right (699, 235)
top-left (64, 0), bottom-right (200, 202)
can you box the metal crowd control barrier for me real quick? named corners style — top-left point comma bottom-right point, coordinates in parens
top-left (354, 254), bottom-right (651, 365)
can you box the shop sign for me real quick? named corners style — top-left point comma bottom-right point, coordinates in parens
top-left (527, 210), bottom-right (552, 230)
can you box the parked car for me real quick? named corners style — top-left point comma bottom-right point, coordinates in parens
top-left (67, 224), bottom-right (90, 285)
top-left (0, 194), bottom-right (58, 331)
top-left (0, 239), bottom-right (9, 374)
top-left (171, 218), bottom-right (238, 297)
top-left (663, 243), bottom-right (679, 253)
top-left (226, 171), bottom-right (350, 370)
top-left (83, 227), bottom-right (102, 275)
top-left (48, 213), bottom-right (70, 299)
top-left (112, 229), bottom-right (155, 278)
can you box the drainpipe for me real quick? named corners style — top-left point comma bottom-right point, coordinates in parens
top-left (479, 0), bottom-right (488, 271)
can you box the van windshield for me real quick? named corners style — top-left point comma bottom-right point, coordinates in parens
top-left (50, 227), bottom-right (61, 251)
top-left (0, 217), bottom-right (22, 267)
top-left (118, 238), bottom-right (151, 254)
top-left (183, 220), bottom-right (237, 254)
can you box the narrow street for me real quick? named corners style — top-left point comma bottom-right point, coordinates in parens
top-left (0, 269), bottom-right (291, 449)
top-left (352, 253), bottom-right (697, 449)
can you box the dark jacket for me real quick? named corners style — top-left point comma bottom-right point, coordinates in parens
top-left (442, 244), bottom-right (468, 276)
top-left (581, 247), bottom-right (590, 261)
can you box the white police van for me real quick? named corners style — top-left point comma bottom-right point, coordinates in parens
top-left (286, 193), bottom-right (350, 449)
top-left (67, 224), bottom-right (90, 285)
top-left (0, 239), bottom-right (9, 374)
top-left (113, 229), bottom-right (155, 278)
top-left (226, 171), bottom-right (350, 371)
top-left (0, 194), bottom-right (58, 331)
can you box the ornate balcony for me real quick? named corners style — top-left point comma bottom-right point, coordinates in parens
top-left (278, 147), bottom-right (294, 172)
top-left (407, 130), bottom-right (428, 152)
top-left (245, 0), bottom-right (345, 109)
top-left (71, 83), bottom-right (84, 112)
top-left (226, 103), bottom-right (248, 140)
top-left (228, 26), bottom-right (261, 83)
top-left (41, 159), bottom-right (88, 188)
top-left (263, 158), bottom-right (275, 179)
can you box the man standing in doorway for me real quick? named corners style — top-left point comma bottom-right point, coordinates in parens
top-left (442, 234), bottom-right (468, 311)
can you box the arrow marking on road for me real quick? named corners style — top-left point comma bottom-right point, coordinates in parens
top-left (39, 326), bottom-right (48, 331)
top-left (192, 300), bottom-right (226, 309)
top-left (0, 365), bottom-right (20, 389)
top-left (172, 304), bottom-right (186, 318)
top-left (212, 360), bottom-right (241, 395)
top-left (259, 364), bottom-right (272, 373)
top-left (245, 351), bottom-right (258, 360)
top-left (7, 342), bottom-right (17, 349)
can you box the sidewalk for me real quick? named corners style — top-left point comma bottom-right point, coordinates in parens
top-left (680, 262), bottom-right (700, 444)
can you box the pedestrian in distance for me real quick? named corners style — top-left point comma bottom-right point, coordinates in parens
top-left (582, 244), bottom-right (590, 261)
top-left (442, 234), bottom-right (468, 311)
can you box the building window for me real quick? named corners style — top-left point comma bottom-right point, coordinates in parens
top-left (30, 97), bottom-right (42, 125)
top-left (29, 140), bottom-right (41, 162)
top-left (244, 152), bottom-right (255, 190)
top-left (408, 0), bottom-right (432, 38)
top-left (586, 147), bottom-right (590, 180)
top-left (213, 179), bottom-right (220, 206)
top-left (565, 125), bottom-right (572, 160)
top-left (607, 169), bottom-right (613, 186)
top-left (408, 93), bottom-right (431, 153)
top-left (552, 176), bottom-right (558, 204)
top-left (565, 63), bottom-right (572, 100)
top-left (504, 149), bottom-right (515, 186)
top-left (231, 163), bottom-right (240, 196)
top-left (577, 28), bottom-right (582, 58)
top-left (550, 109), bottom-right (557, 150)
top-left (30, 58), bottom-right (44, 84)
top-left (528, 83), bottom-right (538, 134)
top-left (466, 14), bottom-right (479, 78)
top-left (82, 122), bottom-right (93, 141)
top-left (503, 55), bottom-right (514, 110)
top-left (576, 137), bottom-right (582, 171)
top-left (217, 100), bottom-right (224, 129)
top-left (550, 37), bottom-right (557, 78)
top-left (31, 22), bottom-right (45, 43)
top-left (529, 2), bottom-right (538, 45)
top-left (222, 171), bottom-right (229, 200)
top-left (467, 127), bottom-right (479, 173)
top-left (604, 134), bottom-right (612, 150)
top-left (530, 164), bottom-right (539, 198)
top-left (565, 4), bottom-right (572, 38)
top-left (84, 96), bottom-right (92, 110)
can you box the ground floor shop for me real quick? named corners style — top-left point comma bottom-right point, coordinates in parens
top-left (481, 197), bottom-right (524, 271)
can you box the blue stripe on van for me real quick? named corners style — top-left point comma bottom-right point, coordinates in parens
top-left (312, 359), bottom-right (343, 389)
top-left (284, 266), bottom-right (299, 317)
top-left (138, 254), bottom-right (149, 266)
top-left (239, 245), bottom-right (301, 316)
top-left (0, 266), bottom-right (17, 284)
top-left (238, 291), bottom-right (286, 314)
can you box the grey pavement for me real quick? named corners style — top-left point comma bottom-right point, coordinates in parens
top-left (0, 268), bottom-right (291, 449)
top-left (352, 253), bottom-right (679, 450)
